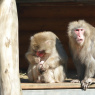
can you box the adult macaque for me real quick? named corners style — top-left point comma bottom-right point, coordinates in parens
top-left (68, 20), bottom-right (95, 90)
top-left (25, 31), bottom-right (68, 83)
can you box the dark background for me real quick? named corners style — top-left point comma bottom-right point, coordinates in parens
top-left (17, 1), bottom-right (95, 71)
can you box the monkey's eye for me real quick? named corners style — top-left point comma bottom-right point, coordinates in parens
top-left (33, 45), bottom-right (39, 50)
top-left (35, 45), bottom-right (39, 48)
top-left (81, 29), bottom-right (84, 31)
top-left (75, 29), bottom-right (79, 31)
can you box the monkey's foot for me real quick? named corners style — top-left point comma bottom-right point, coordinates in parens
top-left (81, 78), bottom-right (92, 90)
top-left (71, 79), bottom-right (80, 83)
top-left (49, 80), bottom-right (56, 83)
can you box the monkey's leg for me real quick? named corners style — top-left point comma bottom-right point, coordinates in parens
top-left (41, 69), bottom-right (56, 83)
top-left (28, 64), bottom-right (40, 83)
top-left (42, 57), bottom-right (60, 71)
top-left (54, 66), bottom-right (66, 82)
top-left (71, 62), bottom-right (84, 83)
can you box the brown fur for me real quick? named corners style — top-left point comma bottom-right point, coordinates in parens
top-left (26, 31), bottom-right (68, 83)
top-left (68, 20), bottom-right (95, 90)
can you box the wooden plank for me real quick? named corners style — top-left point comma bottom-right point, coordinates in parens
top-left (20, 72), bottom-right (95, 90)
top-left (19, 18), bottom-right (95, 31)
top-left (16, 1), bottom-right (95, 4)
top-left (18, 4), bottom-right (95, 18)
top-left (17, 2), bottom-right (95, 6)
top-left (17, 0), bottom-right (82, 3)
top-left (21, 82), bottom-right (95, 90)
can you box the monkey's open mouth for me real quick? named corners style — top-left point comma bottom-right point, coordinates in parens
top-left (77, 39), bottom-right (83, 42)
top-left (79, 39), bottom-right (83, 41)
top-left (36, 51), bottom-right (45, 57)
top-left (36, 51), bottom-right (50, 62)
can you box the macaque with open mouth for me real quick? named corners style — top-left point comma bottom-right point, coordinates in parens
top-left (25, 31), bottom-right (68, 83)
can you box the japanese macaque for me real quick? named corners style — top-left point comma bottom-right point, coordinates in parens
top-left (68, 20), bottom-right (95, 90)
top-left (25, 31), bottom-right (68, 83)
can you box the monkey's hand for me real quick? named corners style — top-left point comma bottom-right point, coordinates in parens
top-left (81, 78), bottom-right (93, 90)
top-left (40, 63), bottom-right (49, 73)
top-left (35, 57), bottom-right (40, 63)
top-left (38, 61), bottom-right (46, 73)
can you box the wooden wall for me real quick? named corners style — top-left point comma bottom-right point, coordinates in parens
top-left (17, 2), bottom-right (95, 71)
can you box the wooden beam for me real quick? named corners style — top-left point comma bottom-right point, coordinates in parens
top-left (16, 0), bottom-right (95, 3)
top-left (0, 0), bottom-right (22, 95)
top-left (21, 83), bottom-right (95, 90)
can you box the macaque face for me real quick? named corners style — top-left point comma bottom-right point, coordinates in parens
top-left (30, 37), bottom-right (53, 65)
top-left (31, 37), bottom-right (54, 56)
top-left (74, 28), bottom-right (85, 45)
top-left (32, 43), bottom-right (50, 58)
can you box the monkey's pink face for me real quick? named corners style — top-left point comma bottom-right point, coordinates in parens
top-left (74, 28), bottom-right (85, 45)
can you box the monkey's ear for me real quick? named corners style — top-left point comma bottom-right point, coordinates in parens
top-left (25, 52), bottom-right (32, 63)
top-left (30, 36), bottom-right (34, 40)
top-left (45, 40), bottom-right (53, 45)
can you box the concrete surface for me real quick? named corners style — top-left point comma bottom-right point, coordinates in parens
top-left (23, 89), bottom-right (95, 95)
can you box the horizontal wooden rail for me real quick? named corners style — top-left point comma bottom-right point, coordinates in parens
top-left (21, 82), bottom-right (95, 90)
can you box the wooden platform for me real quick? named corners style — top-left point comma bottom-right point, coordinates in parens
top-left (20, 71), bottom-right (95, 90)
top-left (18, 1), bottom-right (95, 91)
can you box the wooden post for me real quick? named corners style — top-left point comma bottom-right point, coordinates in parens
top-left (0, 0), bottom-right (22, 95)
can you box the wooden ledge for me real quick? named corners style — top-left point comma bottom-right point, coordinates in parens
top-left (20, 72), bottom-right (95, 90)
top-left (21, 82), bottom-right (95, 90)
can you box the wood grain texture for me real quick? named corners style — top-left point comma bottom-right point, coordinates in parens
top-left (21, 82), bottom-right (95, 90)
top-left (0, 0), bottom-right (22, 95)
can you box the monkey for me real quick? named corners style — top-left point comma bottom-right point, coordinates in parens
top-left (67, 20), bottom-right (95, 90)
top-left (25, 31), bottom-right (68, 83)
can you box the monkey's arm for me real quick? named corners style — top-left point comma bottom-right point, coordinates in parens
top-left (26, 52), bottom-right (40, 64)
top-left (81, 55), bottom-right (95, 90)
top-left (42, 56), bottom-right (60, 71)
top-left (27, 64), bottom-right (34, 82)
